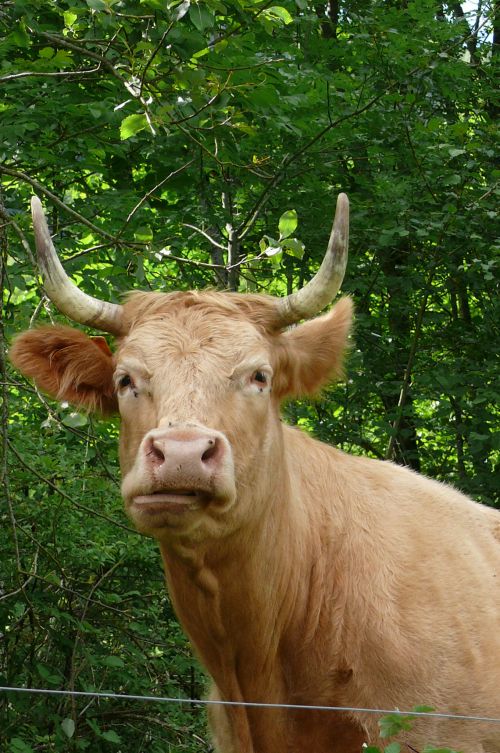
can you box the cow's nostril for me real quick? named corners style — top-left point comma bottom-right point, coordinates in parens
top-left (148, 439), bottom-right (165, 465)
top-left (201, 438), bottom-right (218, 463)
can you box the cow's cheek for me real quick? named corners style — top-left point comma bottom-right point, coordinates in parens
top-left (118, 401), bottom-right (157, 475)
top-left (221, 392), bottom-right (274, 482)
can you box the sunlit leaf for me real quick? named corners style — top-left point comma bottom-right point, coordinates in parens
top-left (278, 209), bottom-right (298, 239)
top-left (120, 113), bottom-right (148, 140)
top-left (281, 237), bottom-right (304, 259)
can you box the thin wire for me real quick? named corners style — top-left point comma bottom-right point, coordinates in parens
top-left (0, 687), bottom-right (499, 724)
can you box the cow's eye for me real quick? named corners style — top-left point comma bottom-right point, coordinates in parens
top-left (118, 374), bottom-right (133, 390)
top-left (253, 370), bottom-right (267, 385)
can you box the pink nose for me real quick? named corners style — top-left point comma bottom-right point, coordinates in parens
top-left (142, 425), bottom-right (225, 487)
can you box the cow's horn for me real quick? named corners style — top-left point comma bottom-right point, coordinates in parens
top-left (31, 196), bottom-right (124, 335)
top-left (275, 193), bottom-right (349, 326)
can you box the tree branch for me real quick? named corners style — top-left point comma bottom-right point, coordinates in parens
top-left (0, 166), bottom-right (117, 242)
top-left (182, 223), bottom-right (228, 252)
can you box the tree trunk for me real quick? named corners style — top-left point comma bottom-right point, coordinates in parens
top-left (380, 244), bottom-right (421, 471)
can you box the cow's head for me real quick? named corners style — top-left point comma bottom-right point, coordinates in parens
top-left (10, 196), bottom-right (352, 542)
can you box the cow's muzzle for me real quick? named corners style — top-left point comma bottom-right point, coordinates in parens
top-left (122, 424), bottom-right (236, 531)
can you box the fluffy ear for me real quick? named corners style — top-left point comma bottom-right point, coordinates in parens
top-left (273, 297), bottom-right (353, 399)
top-left (9, 326), bottom-right (117, 414)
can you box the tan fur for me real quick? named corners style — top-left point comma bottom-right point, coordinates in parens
top-left (273, 297), bottom-right (353, 397)
top-left (122, 289), bottom-right (284, 335)
top-left (10, 290), bottom-right (500, 753)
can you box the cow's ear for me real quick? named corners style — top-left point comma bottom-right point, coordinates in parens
top-left (9, 326), bottom-right (117, 414)
top-left (274, 297), bottom-right (353, 399)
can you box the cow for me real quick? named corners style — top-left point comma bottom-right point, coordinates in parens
top-left (10, 194), bottom-right (500, 753)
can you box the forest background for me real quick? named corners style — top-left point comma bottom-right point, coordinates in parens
top-left (0, 0), bottom-right (498, 751)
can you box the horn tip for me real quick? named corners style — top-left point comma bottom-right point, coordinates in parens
top-left (31, 195), bottom-right (43, 217)
top-left (336, 192), bottom-right (349, 209)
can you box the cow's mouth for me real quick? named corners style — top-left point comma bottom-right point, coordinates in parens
top-left (132, 490), bottom-right (205, 515)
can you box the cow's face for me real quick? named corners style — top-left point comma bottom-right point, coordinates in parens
top-left (10, 291), bottom-right (352, 541)
top-left (117, 293), bottom-right (281, 539)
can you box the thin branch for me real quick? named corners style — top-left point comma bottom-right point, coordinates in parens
top-left (168, 73), bottom-right (232, 127)
top-left (68, 556), bottom-right (125, 715)
top-left (123, 159), bottom-right (196, 228)
top-left (0, 166), bottom-right (117, 242)
top-left (182, 223), bottom-right (228, 252)
top-left (36, 30), bottom-right (125, 83)
top-left (467, 180), bottom-right (499, 207)
top-left (0, 67), bottom-right (102, 83)
top-left (174, 122), bottom-right (224, 167)
top-left (7, 440), bottom-right (137, 535)
top-left (0, 207), bottom-right (36, 266)
top-left (139, 22), bottom-right (175, 97)
top-left (14, 569), bottom-right (132, 617)
top-left (156, 252), bottom-right (226, 270)
top-left (400, 113), bottom-right (439, 203)
top-left (193, 57), bottom-right (285, 73)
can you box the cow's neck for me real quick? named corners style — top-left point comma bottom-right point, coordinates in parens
top-left (158, 424), bottom-right (304, 675)
top-left (162, 488), bottom-right (296, 660)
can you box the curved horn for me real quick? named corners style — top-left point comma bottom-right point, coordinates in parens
top-left (275, 193), bottom-right (349, 326)
top-left (31, 196), bottom-right (124, 335)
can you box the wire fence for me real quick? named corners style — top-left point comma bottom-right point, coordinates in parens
top-left (1, 686), bottom-right (499, 725)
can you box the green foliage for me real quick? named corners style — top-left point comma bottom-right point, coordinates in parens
top-left (365, 708), bottom-right (460, 753)
top-left (1, 0), bottom-right (498, 750)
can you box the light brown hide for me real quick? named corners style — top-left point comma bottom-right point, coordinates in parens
top-left (10, 290), bottom-right (500, 753)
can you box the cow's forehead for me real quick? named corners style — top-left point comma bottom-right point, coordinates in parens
top-left (116, 302), bottom-right (271, 373)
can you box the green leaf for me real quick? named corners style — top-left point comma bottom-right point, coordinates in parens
top-left (36, 663), bottom-right (63, 685)
top-left (102, 655), bottom-right (125, 668)
top-left (120, 113), bottom-right (148, 140)
top-left (192, 45), bottom-right (210, 59)
top-left (11, 21), bottom-right (30, 48)
top-left (263, 6), bottom-right (293, 25)
top-left (9, 740), bottom-right (34, 753)
top-left (102, 730), bottom-right (122, 743)
top-left (62, 412), bottom-right (88, 428)
top-left (133, 226), bottom-right (153, 243)
top-left (270, 250), bottom-right (283, 267)
top-left (281, 237), bottom-right (304, 259)
top-left (61, 718), bottom-right (76, 739)
top-left (64, 11), bottom-right (78, 27)
top-left (278, 209), bottom-right (298, 239)
top-left (379, 713), bottom-right (413, 738)
top-left (86, 0), bottom-right (108, 9)
top-left (189, 4), bottom-right (214, 32)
